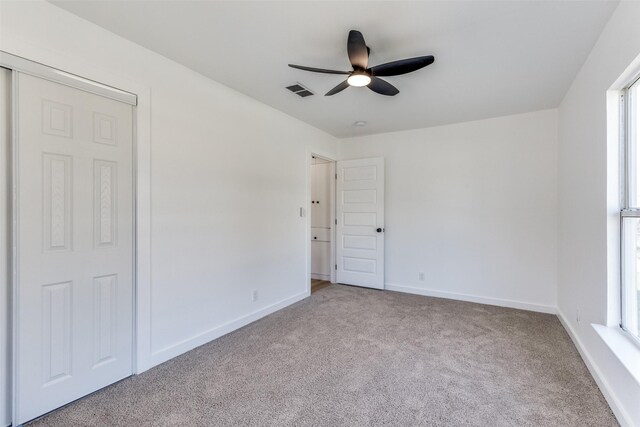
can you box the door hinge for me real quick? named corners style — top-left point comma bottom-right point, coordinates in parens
top-left (335, 173), bottom-right (337, 179)
top-left (335, 264), bottom-right (337, 270)
top-left (335, 219), bottom-right (337, 225)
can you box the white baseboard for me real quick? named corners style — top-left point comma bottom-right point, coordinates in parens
top-left (556, 309), bottom-right (632, 427)
top-left (385, 283), bottom-right (556, 314)
top-left (311, 273), bottom-right (330, 281)
top-left (141, 291), bottom-right (309, 371)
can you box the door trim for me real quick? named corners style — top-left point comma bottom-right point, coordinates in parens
top-left (0, 67), bottom-right (11, 427)
top-left (0, 52), bottom-right (136, 106)
top-left (0, 51), bottom-right (151, 424)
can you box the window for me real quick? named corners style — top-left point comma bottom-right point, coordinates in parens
top-left (621, 76), bottom-right (640, 343)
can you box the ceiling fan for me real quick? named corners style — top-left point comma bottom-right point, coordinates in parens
top-left (288, 30), bottom-right (435, 97)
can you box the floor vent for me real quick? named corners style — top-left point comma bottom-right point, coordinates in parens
top-left (286, 83), bottom-right (314, 97)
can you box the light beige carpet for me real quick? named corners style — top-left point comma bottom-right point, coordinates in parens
top-left (28, 285), bottom-right (617, 426)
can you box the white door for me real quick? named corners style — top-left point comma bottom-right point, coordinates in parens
top-left (336, 157), bottom-right (384, 289)
top-left (15, 72), bottom-right (134, 424)
top-left (0, 67), bottom-right (10, 427)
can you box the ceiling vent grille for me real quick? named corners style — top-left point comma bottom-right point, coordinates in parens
top-left (286, 83), bottom-right (314, 98)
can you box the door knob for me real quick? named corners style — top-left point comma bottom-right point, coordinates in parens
top-left (376, 228), bottom-right (383, 233)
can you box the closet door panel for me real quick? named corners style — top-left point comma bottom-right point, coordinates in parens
top-left (315, 163), bottom-right (330, 228)
top-left (311, 227), bottom-right (331, 242)
top-left (310, 164), bottom-right (321, 228)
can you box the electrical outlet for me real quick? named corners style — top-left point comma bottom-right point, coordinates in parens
top-left (419, 272), bottom-right (425, 281)
top-left (576, 308), bottom-right (581, 324)
top-left (252, 290), bottom-right (259, 302)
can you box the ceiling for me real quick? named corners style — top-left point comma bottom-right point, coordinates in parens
top-left (51, 1), bottom-right (618, 138)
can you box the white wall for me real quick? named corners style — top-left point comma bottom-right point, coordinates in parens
top-left (557, 1), bottom-right (640, 425)
top-left (0, 0), bottom-right (337, 378)
top-left (339, 109), bottom-right (558, 313)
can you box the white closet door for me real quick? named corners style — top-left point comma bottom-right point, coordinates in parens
top-left (336, 157), bottom-right (385, 289)
top-left (315, 163), bottom-right (330, 228)
top-left (311, 164), bottom-right (318, 227)
top-left (15, 73), bottom-right (134, 424)
top-left (311, 163), bottom-right (331, 228)
top-left (0, 67), bottom-right (10, 427)
top-left (310, 164), bottom-right (320, 228)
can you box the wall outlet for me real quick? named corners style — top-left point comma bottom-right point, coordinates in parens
top-left (418, 272), bottom-right (425, 281)
top-left (576, 308), bottom-right (581, 323)
top-left (252, 290), bottom-right (259, 302)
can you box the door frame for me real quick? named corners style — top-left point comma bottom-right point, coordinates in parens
top-left (0, 50), bottom-right (153, 424)
top-left (307, 151), bottom-right (336, 293)
top-left (0, 67), bottom-right (11, 427)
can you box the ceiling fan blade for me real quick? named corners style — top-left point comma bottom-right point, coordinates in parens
top-left (325, 80), bottom-right (350, 96)
top-left (368, 56), bottom-right (435, 77)
top-left (367, 77), bottom-right (399, 96)
top-left (347, 30), bottom-right (368, 70)
top-left (288, 64), bottom-right (350, 75)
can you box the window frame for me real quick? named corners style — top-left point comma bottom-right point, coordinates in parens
top-left (620, 73), bottom-right (640, 347)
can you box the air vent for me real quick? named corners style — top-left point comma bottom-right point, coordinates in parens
top-left (286, 83), bottom-right (314, 98)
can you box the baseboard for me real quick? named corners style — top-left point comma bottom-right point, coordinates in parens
top-left (142, 291), bottom-right (309, 371)
top-left (311, 274), bottom-right (330, 281)
top-left (556, 309), bottom-right (632, 427)
top-left (385, 283), bottom-right (556, 314)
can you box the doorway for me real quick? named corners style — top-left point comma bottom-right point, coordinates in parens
top-left (0, 54), bottom-right (137, 425)
top-left (308, 155), bottom-right (386, 292)
top-left (309, 155), bottom-right (336, 293)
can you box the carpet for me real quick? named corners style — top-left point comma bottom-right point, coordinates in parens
top-left (28, 284), bottom-right (617, 426)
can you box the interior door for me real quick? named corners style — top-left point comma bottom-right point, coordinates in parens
top-left (336, 157), bottom-right (384, 289)
top-left (15, 72), bottom-right (134, 424)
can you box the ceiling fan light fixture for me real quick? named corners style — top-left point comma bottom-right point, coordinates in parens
top-left (288, 30), bottom-right (434, 96)
top-left (347, 72), bottom-right (371, 87)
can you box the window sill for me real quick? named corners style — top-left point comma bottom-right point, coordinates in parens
top-left (592, 323), bottom-right (640, 386)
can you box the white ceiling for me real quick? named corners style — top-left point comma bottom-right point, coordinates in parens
top-left (51, 0), bottom-right (618, 138)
